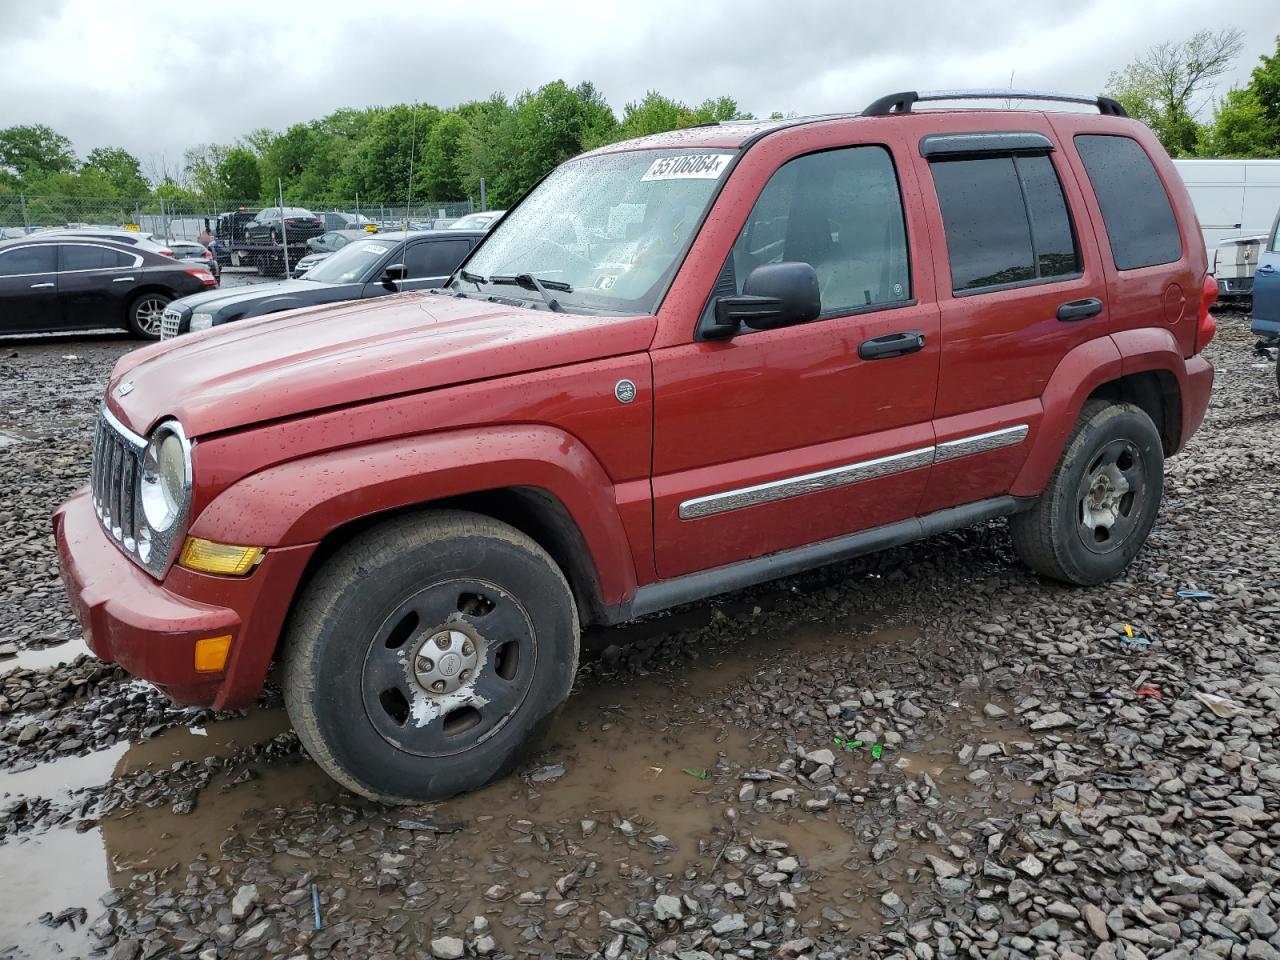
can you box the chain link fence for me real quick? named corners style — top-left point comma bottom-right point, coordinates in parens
top-left (0, 195), bottom-right (476, 241)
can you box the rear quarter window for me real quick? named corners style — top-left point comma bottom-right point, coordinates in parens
top-left (1074, 135), bottom-right (1181, 270)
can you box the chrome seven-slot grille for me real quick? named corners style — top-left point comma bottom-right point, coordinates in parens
top-left (160, 307), bottom-right (181, 340)
top-left (91, 407), bottom-right (147, 555)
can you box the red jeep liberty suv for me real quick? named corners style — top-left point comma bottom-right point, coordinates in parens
top-left (54, 90), bottom-right (1217, 802)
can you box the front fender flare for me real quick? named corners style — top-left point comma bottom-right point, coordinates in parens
top-left (188, 424), bottom-right (639, 606)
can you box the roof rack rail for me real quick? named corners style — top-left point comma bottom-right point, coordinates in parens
top-left (863, 89), bottom-right (1128, 118)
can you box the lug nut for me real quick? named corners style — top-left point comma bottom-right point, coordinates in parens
top-left (432, 680), bottom-right (446, 693)
top-left (435, 634), bottom-right (451, 650)
top-left (459, 669), bottom-right (471, 683)
top-left (416, 656), bottom-right (434, 673)
top-left (461, 641), bottom-right (473, 656)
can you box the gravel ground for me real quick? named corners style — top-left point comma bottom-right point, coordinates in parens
top-left (0, 303), bottom-right (1277, 960)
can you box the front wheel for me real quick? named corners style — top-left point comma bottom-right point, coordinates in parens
top-left (127, 292), bottom-right (170, 339)
top-left (282, 510), bottom-right (580, 803)
top-left (1010, 400), bottom-right (1164, 585)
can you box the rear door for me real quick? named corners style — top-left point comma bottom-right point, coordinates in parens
top-left (905, 116), bottom-right (1109, 514)
top-left (650, 140), bottom-right (941, 578)
top-left (0, 245), bottom-right (59, 333)
top-left (1252, 208), bottom-right (1280, 336)
top-left (399, 237), bottom-right (473, 290)
top-left (57, 243), bottom-right (142, 328)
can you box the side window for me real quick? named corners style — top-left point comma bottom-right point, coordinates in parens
top-left (0, 246), bottom-right (56, 276)
top-left (930, 154), bottom-right (1081, 294)
top-left (1074, 134), bottom-right (1181, 270)
top-left (60, 245), bottom-right (133, 271)
top-left (730, 146), bottom-right (910, 316)
top-left (405, 239), bottom-right (471, 278)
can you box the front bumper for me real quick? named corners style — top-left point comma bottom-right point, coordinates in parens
top-left (53, 487), bottom-right (315, 708)
top-left (1217, 277), bottom-right (1252, 298)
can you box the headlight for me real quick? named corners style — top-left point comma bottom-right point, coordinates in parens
top-left (190, 312), bottom-right (214, 332)
top-left (139, 421), bottom-right (191, 535)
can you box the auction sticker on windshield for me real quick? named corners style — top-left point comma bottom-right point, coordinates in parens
top-left (640, 154), bottom-right (733, 181)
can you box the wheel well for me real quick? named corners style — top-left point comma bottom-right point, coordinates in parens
top-left (290, 487), bottom-right (606, 629)
top-left (123, 285), bottom-right (176, 322)
top-left (1087, 370), bottom-right (1181, 454)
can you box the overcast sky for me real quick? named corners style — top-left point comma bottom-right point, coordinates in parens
top-left (0, 0), bottom-right (1274, 168)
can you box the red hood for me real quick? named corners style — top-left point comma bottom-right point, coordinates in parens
top-left (108, 293), bottom-right (656, 437)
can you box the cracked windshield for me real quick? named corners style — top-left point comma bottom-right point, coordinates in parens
top-left (456, 149), bottom-right (735, 313)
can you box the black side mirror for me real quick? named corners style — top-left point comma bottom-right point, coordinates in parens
top-left (382, 263), bottom-right (407, 284)
top-left (713, 261), bottom-right (821, 334)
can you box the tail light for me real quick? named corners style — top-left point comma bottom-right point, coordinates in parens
top-left (159, 248), bottom-right (173, 257)
top-left (201, 249), bottom-right (212, 259)
top-left (1195, 273), bottom-right (1218, 353)
top-left (185, 268), bottom-right (217, 287)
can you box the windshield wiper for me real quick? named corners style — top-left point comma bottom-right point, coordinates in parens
top-left (489, 273), bottom-right (571, 312)
top-left (459, 268), bottom-right (486, 291)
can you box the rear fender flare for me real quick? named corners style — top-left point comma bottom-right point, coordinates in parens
top-left (188, 424), bottom-right (638, 606)
top-left (1011, 336), bottom-right (1123, 497)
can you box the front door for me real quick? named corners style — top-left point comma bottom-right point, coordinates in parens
top-left (651, 143), bottom-right (941, 579)
top-left (0, 244), bottom-right (59, 333)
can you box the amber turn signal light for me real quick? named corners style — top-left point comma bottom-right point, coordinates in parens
top-left (178, 538), bottom-right (264, 576)
top-left (194, 634), bottom-right (232, 673)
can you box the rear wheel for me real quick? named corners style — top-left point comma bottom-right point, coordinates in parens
top-left (1011, 400), bottom-right (1164, 585)
top-left (127, 292), bottom-right (170, 339)
top-left (282, 510), bottom-right (580, 803)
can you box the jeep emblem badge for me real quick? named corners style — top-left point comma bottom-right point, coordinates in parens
top-left (614, 379), bottom-right (637, 404)
top-left (116, 380), bottom-right (134, 397)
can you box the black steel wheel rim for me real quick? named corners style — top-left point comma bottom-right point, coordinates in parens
top-left (360, 578), bottom-right (538, 757)
top-left (1075, 438), bottom-right (1147, 555)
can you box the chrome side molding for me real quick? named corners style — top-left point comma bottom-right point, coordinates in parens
top-left (678, 424), bottom-right (1030, 520)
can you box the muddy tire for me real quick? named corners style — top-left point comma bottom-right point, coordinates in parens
top-left (1010, 400), bottom-right (1164, 586)
top-left (282, 510), bottom-right (579, 803)
top-left (126, 291), bottom-right (170, 339)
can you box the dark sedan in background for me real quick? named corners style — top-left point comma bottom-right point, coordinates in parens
top-left (291, 229), bottom-right (368, 277)
top-left (0, 235), bottom-right (216, 338)
top-left (244, 207), bottom-right (325, 245)
top-left (162, 230), bottom-right (481, 338)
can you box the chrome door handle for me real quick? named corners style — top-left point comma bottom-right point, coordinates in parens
top-left (29, 282), bottom-right (54, 289)
top-left (112, 276), bottom-right (136, 282)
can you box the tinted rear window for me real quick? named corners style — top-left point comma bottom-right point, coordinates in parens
top-left (1074, 135), bottom-right (1181, 270)
top-left (60, 244), bottom-right (134, 270)
top-left (930, 154), bottom-right (1080, 293)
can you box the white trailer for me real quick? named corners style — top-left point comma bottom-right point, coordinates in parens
top-left (1173, 159), bottom-right (1280, 302)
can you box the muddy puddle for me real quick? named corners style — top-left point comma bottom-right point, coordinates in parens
top-left (0, 616), bottom-right (1049, 957)
top-left (0, 636), bottom-right (92, 676)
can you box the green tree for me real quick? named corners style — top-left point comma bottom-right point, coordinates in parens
top-left (422, 112), bottom-right (469, 200)
top-left (690, 96), bottom-right (752, 124)
top-left (343, 104), bottom-right (440, 206)
top-left (615, 91), bottom-right (688, 141)
top-left (1106, 28), bottom-right (1246, 156)
top-left (1201, 35), bottom-right (1280, 156)
top-left (0, 124), bottom-right (77, 185)
top-left (217, 147), bottom-right (261, 201)
top-left (183, 143), bottom-right (229, 197)
top-left (457, 95), bottom-right (516, 205)
top-left (83, 147), bottom-right (148, 196)
top-left (497, 81), bottom-right (616, 205)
